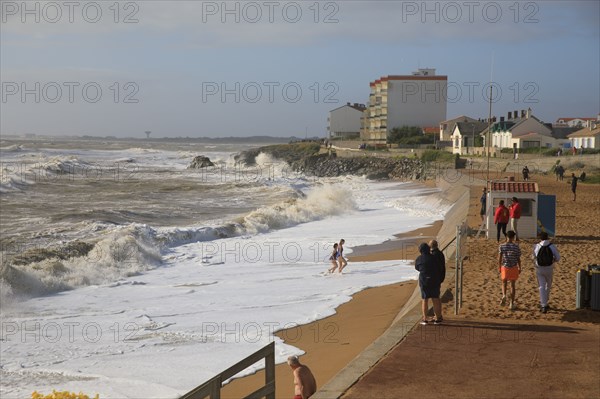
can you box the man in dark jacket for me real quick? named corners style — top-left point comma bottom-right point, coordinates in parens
top-left (415, 243), bottom-right (444, 325)
top-left (429, 240), bottom-right (446, 284)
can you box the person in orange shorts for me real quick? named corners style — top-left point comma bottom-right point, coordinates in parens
top-left (498, 230), bottom-right (522, 310)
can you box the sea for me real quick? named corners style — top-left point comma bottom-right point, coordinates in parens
top-left (0, 137), bottom-right (449, 398)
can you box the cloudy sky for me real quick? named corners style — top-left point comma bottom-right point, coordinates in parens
top-left (1, 0), bottom-right (599, 138)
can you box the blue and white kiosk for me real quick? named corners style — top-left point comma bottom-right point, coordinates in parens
top-left (486, 180), bottom-right (556, 238)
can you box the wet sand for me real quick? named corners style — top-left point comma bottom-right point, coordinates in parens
top-left (220, 222), bottom-right (442, 398)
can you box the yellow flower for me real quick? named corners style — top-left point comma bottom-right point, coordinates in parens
top-left (31, 391), bottom-right (100, 399)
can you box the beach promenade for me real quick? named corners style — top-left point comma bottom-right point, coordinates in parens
top-left (316, 159), bottom-right (600, 399)
top-left (222, 154), bottom-right (599, 399)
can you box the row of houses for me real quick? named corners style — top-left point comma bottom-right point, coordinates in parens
top-left (446, 110), bottom-right (600, 154)
top-left (327, 68), bottom-right (599, 151)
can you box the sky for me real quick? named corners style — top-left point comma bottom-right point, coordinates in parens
top-left (1, 0), bottom-right (599, 138)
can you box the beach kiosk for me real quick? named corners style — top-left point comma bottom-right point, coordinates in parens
top-left (485, 180), bottom-right (555, 239)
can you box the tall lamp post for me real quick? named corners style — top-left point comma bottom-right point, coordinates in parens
top-left (471, 123), bottom-right (475, 156)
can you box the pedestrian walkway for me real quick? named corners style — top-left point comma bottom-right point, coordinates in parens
top-left (341, 318), bottom-right (600, 399)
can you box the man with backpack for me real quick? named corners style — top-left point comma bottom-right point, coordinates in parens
top-left (533, 232), bottom-right (561, 313)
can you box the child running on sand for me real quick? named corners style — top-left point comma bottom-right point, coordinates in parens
top-left (328, 243), bottom-right (339, 273)
top-left (498, 231), bottom-right (522, 310)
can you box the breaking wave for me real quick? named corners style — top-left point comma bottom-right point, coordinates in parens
top-left (1, 183), bottom-right (355, 303)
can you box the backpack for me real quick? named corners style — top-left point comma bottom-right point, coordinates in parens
top-left (537, 244), bottom-right (554, 266)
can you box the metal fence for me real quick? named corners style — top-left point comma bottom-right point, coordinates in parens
top-left (180, 342), bottom-right (275, 399)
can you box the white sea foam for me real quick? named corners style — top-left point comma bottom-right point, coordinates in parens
top-left (1, 225), bottom-right (162, 302)
top-left (1, 141), bottom-right (448, 398)
top-left (0, 144), bottom-right (27, 152)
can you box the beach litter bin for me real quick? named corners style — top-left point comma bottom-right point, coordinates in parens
top-left (576, 269), bottom-right (591, 309)
top-left (589, 265), bottom-right (600, 311)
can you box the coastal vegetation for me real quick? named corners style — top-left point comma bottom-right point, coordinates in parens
top-left (387, 126), bottom-right (434, 145)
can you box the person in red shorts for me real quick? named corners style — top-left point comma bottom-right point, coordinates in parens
top-left (498, 231), bottom-right (522, 310)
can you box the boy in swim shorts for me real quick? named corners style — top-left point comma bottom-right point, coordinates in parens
top-left (498, 230), bottom-right (522, 310)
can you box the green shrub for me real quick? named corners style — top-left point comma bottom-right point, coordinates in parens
top-left (581, 174), bottom-right (600, 184)
top-left (421, 150), bottom-right (454, 163)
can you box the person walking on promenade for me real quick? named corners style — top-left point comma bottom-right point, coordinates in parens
top-left (337, 239), bottom-right (348, 273)
top-left (557, 165), bottom-right (565, 181)
top-left (533, 232), bottom-right (560, 313)
top-left (327, 243), bottom-right (339, 273)
top-left (415, 243), bottom-right (444, 325)
top-left (509, 197), bottom-right (522, 241)
top-left (570, 173), bottom-right (578, 201)
top-left (498, 231), bottom-right (522, 310)
top-left (429, 240), bottom-right (446, 285)
top-left (522, 165), bottom-right (530, 181)
top-left (429, 239), bottom-right (446, 322)
top-left (494, 200), bottom-right (510, 242)
top-left (287, 355), bottom-right (317, 399)
top-left (480, 187), bottom-right (487, 222)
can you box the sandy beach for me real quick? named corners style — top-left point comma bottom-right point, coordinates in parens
top-left (458, 171), bottom-right (600, 323)
top-left (223, 164), bottom-right (600, 399)
top-left (221, 222), bottom-right (441, 398)
top-left (341, 165), bottom-right (600, 399)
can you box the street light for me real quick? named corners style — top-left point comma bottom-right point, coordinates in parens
top-left (471, 123), bottom-right (475, 156)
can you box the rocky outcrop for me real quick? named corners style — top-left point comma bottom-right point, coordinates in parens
top-left (188, 156), bottom-right (215, 169)
top-left (234, 143), bottom-right (321, 166)
top-left (237, 144), bottom-right (425, 180)
top-left (290, 154), bottom-right (424, 180)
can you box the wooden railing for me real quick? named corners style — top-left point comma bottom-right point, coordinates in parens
top-left (180, 342), bottom-right (275, 399)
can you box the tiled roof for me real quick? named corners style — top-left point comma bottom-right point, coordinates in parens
top-left (422, 126), bottom-right (439, 134)
top-left (552, 126), bottom-right (580, 139)
top-left (557, 117), bottom-right (597, 122)
top-left (455, 121), bottom-right (488, 135)
top-left (491, 181), bottom-right (539, 193)
top-left (567, 127), bottom-right (600, 138)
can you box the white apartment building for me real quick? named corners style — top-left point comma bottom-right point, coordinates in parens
top-left (361, 69), bottom-right (447, 142)
top-left (328, 103), bottom-right (366, 139)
